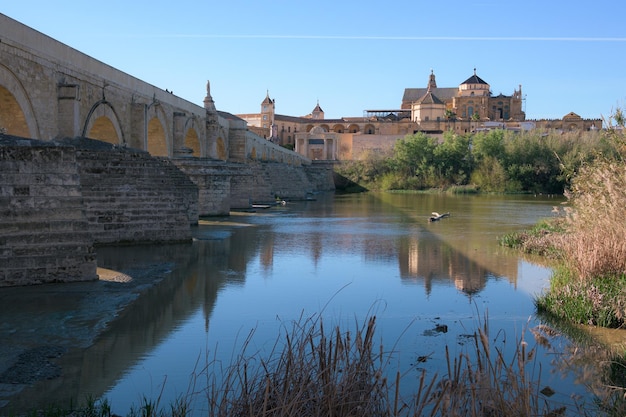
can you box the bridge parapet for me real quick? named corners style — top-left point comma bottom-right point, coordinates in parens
top-left (0, 12), bottom-right (312, 171)
top-left (228, 127), bottom-right (311, 166)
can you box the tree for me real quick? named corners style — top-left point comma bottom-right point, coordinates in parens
top-left (445, 109), bottom-right (457, 121)
top-left (472, 130), bottom-right (506, 164)
top-left (391, 133), bottom-right (437, 186)
top-left (433, 131), bottom-right (472, 185)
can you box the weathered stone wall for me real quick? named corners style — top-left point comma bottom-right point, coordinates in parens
top-left (229, 165), bottom-right (256, 209)
top-left (0, 132), bottom-right (332, 286)
top-left (56, 138), bottom-right (198, 245)
top-left (0, 135), bottom-right (98, 286)
top-left (0, 135), bottom-right (200, 286)
top-left (229, 161), bottom-right (335, 207)
top-left (171, 158), bottom-right (234, 216)
top-left (304, 161), bottom-right (337, 192)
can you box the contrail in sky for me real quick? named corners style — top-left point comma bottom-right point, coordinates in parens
top-left (143, 34), bottom-right (626, 42)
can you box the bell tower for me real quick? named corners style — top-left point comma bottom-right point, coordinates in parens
top-left (261, 91), bottom-right (275, 129)
top-left (311, 100), bottom-right (324, 119)
top-left (428, 69), bottom-right (437, 90)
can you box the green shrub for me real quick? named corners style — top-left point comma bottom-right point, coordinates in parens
top-left (536, 268), bottom-right (626, 328)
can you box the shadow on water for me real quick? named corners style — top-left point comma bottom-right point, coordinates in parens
top-left (0, 224), bottom-right (265, 412)
top-left (0, 192), bottom-right (575, 413)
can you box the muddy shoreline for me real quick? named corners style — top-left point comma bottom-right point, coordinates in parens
top-left (0, 265), bottom-right (172, 412)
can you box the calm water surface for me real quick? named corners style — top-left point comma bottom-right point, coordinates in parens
top-left (5, 192), bottom-right (597, 414)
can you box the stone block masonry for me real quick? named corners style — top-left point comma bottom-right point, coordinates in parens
top-left (228, 161), bottom-right (336, 208)
top-left (171, 158), bottom-right (234, 216)
top-left (0, 136), bottom-right (97, 286)
top-left (0, 135), bottom-right (199, 286)
top-left (57, 137), bottom-right (199, 245)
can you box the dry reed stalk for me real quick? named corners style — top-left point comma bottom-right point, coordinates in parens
top-left (201, 313), bottom-right (581, 417)
top-left (563, 160), bottom-right (626, 280)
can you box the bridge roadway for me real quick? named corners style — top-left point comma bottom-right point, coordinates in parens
top-left (0, 13), bottom-right (309, 167)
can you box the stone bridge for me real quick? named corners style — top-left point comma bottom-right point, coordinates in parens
top-left (0, 13), bottom-right (335, 286)
top-left (0, 13), bottom-right (308, 164)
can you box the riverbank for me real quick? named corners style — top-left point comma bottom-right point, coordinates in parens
top-left (0, 265), bottom-right (173, 412)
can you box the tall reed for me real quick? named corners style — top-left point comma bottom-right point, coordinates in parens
top-left (19, 313), bottom-right (620, 416)
top-left (201, 313), bottom-right (571, 417)
top-left (561, 158), bottom-right (626, 281)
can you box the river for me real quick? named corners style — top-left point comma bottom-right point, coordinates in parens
top-left (0, 192), bottom-right (610, 415)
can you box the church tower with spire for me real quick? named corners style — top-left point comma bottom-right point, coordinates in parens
top-left (311, 100), bottom-right (325, 120)
top-left (260, 91), bottom-right (275, 130)
top-left (428, 69), bottom-right (437, 90)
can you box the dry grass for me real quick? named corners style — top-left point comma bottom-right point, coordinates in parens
top-left (561, 159), bottom-right (626, 280)
top-left (204, 315), bottom-right (391, 417)
top-left (198, 313), bottom-right (571, 417)
top-left (533, 130), bottom-right (626, 328)
top-left (27, 313), bottom-right (626, 417)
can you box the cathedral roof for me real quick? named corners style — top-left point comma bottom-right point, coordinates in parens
top-left (403, 87), bottom-right (457, 103)
top-left (461, 69), bottom-right (488, 86)
top-left (563, 112), bottom-right (582, 120)
top-left (261, 91), bottom-right (274, 105)
top-left (313, 102), bottom-right (324, 113)
top-left (418, 90), bottom-right (444, 105)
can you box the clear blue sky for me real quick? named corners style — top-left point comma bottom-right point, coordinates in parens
top-left (3, 1), bottom-right (625, 121)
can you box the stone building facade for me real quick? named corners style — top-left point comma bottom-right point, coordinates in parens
top-left (237, 70), bottom-right (602, 161)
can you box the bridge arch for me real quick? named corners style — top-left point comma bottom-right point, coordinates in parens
top-left (216, 136), bottom-right (227, 160)
top-left (184, 117), bottom-right (202, 156)
top-left (146, 105), bottom-right (169, 156)
top-left (0, 64), bottom-right (39, 138)
top-left (147, 117), bottom-right (167, 156)
top-left (82, 100), bottom-right (124, 145)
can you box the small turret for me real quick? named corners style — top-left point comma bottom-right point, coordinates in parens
top-left (311, 100), bottom-right (324, 119)
top-left (203, 80), bottom-right (216, 112)
top-left (260, 91), bottom-right (275, 129)
top-left (428, 69), bottom-right (437, 90)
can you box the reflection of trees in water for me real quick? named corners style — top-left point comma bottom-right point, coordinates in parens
top-left (532, 313), bottom-right (626, 414)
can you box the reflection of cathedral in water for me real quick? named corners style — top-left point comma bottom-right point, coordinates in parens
top-left (399, 236), bottom-right (499, 296)
top-left (254, 221), bottom-right (517, 297)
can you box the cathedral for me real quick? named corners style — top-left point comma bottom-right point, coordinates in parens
top-left (402, 69), bottom-right (525, 124)
top-left (236, 70), bottom-right (601, 161)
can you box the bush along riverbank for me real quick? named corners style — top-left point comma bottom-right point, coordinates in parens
top-left (334, 128), bottom-right (613, 194)
top-left (500, 110), bottom-right (626, 414)
top-left (501, 110), bottom-right (626, 329)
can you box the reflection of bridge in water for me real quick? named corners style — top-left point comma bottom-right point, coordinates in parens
top-left (0, 223), bottom-right (264, 413)
top-left (0, 194), bottom-right (550, 413)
